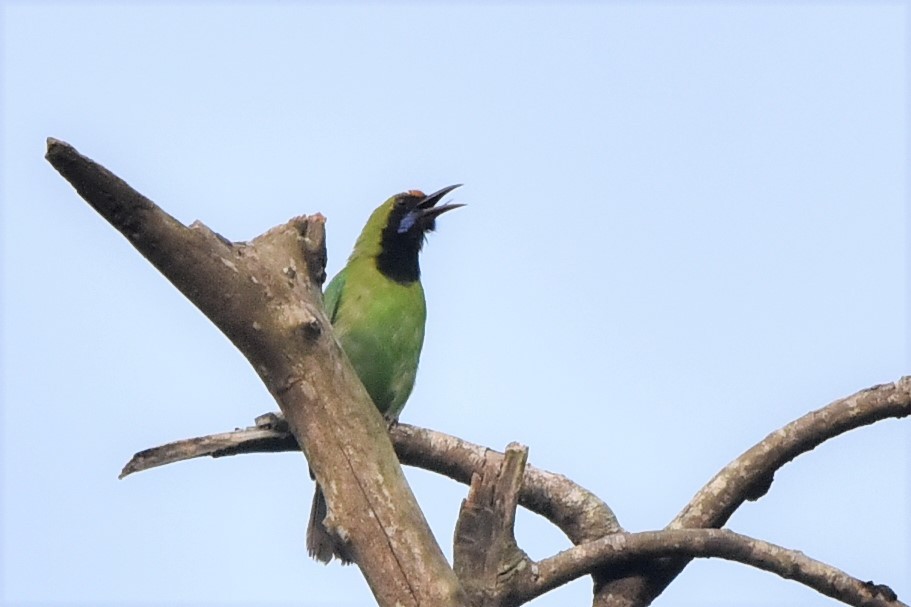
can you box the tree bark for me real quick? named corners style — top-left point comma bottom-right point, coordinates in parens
top-left (45, 138), bottom-right (467, 607)
top-left (48, 138), bottom-right (908, 607)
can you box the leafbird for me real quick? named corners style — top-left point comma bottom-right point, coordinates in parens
top-left (307, 185), bottom-right (463, 563)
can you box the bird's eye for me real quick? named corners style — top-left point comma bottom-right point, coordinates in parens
top-left (395, 197), bottom-right (406, 208)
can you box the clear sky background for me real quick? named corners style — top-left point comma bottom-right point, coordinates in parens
top-left (1, 3), bottom-right (908, 606)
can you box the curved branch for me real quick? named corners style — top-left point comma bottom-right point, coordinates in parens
top-left (675, 376), bottom-right (911, 528)
top-left (120, 378), bottom-right (909, 607)
top-left (392, 424), bottom-right (621, 545)
top-left (517, 528), bottom-right (903, 607)
top-left (119, 417), bottom-right (622, 546)
top-left (594, 376), bottom-right (911, 607)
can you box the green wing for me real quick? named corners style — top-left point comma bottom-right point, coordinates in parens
top-left (322, 268), bottom-right (346, 324)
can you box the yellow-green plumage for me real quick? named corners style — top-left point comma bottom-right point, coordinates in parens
top-left (325, 265), bottom-right (425, 419)
top-left (307, 185), bottom-right (462, 564)
top-left (322, 199), bottom-right (428, 418)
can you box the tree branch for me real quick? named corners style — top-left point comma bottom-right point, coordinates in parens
top-left (675, 376), bottom-right (911, 527)
top-left (46, 138), bottom-right (466, 607)
top-left (119, 376), bottom-right (908, 607)
top-left (522, 528), bottom-right (904, 607)
top-left (119, 417), bottom-right (622, 547)
top-left (594, 376), bottom-right (911, 607)
top-left (391, 424), bottom-right (622, 545)
top-left (50, 138), bottom-right (907, 607)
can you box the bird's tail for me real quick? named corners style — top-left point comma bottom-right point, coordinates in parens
top-left (307, 484), bottom-right (354, 565)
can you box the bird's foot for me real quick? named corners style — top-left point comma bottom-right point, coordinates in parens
top-left (254, 411), bottom-right (289, 432)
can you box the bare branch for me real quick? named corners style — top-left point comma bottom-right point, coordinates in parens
top-left (119, 374), bottom-right (909, 607)
top-left (120, 418), bottom-right (622, 545)
top-left (594, 376), bottom-right (911, 607)
top-left (675, 376), bottom-right (911, 527)
top-left (118, 429), bottom-right (294, 480)
top-left (390, 425), bottom-right (622, 599)
top-left (53, 137), bottom-right (906, 607)
top-left (519, 528), bottom-right (904, 607)
top-left (391, 424), bottom-right (622, 545)
top-left (47, 139), bottom-right (466, 607)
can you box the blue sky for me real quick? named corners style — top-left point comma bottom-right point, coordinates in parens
top-left (1, 3), bottom-right (908, 606)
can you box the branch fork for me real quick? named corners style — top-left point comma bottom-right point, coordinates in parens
top-left (47, 138), bottom-right (908, 607)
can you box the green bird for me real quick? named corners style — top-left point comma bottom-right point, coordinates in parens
top-left (307, 184), bottom-right (463, 564)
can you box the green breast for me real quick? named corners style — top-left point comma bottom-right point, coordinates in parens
top-left (325, 261), bottom-right (426, 419)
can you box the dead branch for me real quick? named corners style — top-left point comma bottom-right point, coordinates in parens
top-left (676, 376), bottom-right (911, 526)
top-left (119, 417), bottom-right (622, 546)
top-left (524, 528), bottom-right (905, 607)
top-left (594, 376), bottom-right (911, 607)
top-left (49, 138), bottom-right (907, 607)
top-left (46, 138), bottom-right (466, 607)
top-left (118, 374), bottom-right (909, 607)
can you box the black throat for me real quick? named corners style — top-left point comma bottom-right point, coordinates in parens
top-left (375, 212), bottom-right (423, 285)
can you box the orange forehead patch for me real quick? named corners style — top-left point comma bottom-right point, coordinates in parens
top-left (405, 189), bottom-right (425, 198)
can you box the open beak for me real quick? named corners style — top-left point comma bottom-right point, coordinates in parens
top-left (417, 184), bottom-right (465, 219)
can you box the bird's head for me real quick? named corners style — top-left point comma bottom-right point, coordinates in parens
top-left (356, 184), bottom-right (463, 284)
top-left (386, 184), bottom-right (464, 240)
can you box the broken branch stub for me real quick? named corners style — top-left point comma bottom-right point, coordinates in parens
top-left (453, 442), bottom-right (536, 606)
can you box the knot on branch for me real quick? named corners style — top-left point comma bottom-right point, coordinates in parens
top-left (863, 581), bottom-right (898, 603)
top-left (298, 317), bottom-right (324, 341)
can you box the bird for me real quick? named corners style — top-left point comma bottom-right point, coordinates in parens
top-left (307, 184), bottom-right (464, 564)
